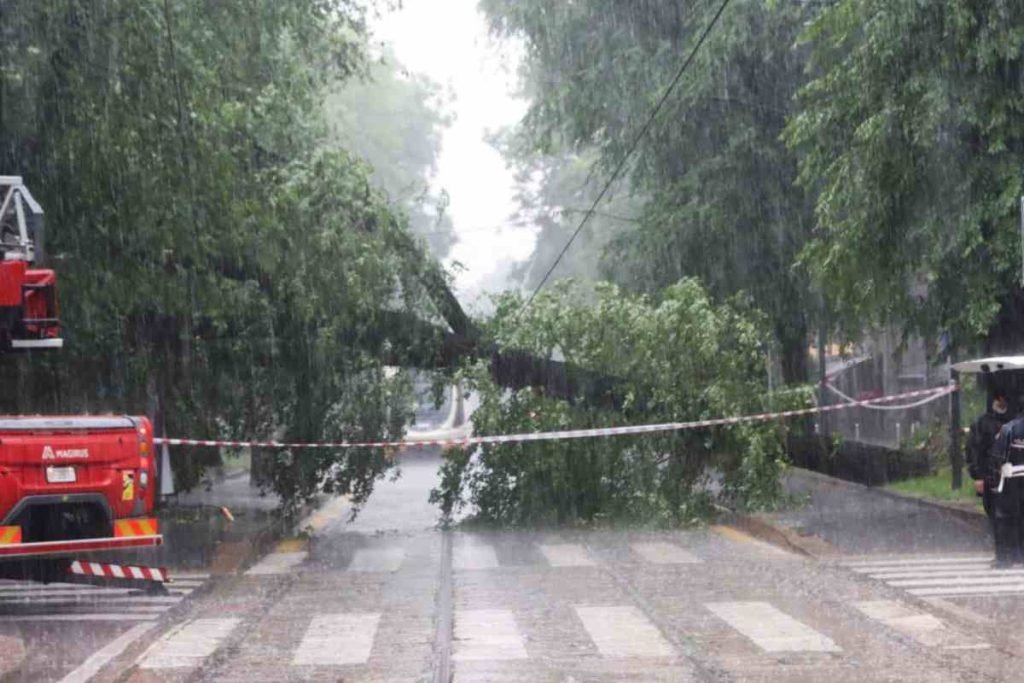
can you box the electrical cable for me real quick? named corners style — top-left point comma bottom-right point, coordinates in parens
top-left (522, 0), bottom-right (735, 310)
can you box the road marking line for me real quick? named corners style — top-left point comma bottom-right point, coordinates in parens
top-left (0, 579), bottom-right (203, 592)
top-left (711, 525), bottom-right (793, 557)
top-left (452, 609), bottom-right (528, 661)
top-left (58, 622), bottom-right (157, 683)
top-left (887, 575), bottom-right (1024, 588)
top-left (292, 613), bottom-right (380, 665)
top-left (0, 587), bottom-right (194, 598)
top-left (0, 614), bottom-right (160, 622)
top-left (452, 544), bottom-right (499, 571)
top-left (275, 538), bottom-right (308, 553)
top-left (0, 596), bottom-right (182, 605)
top-left (1, 605), bottom-right (171, 614)
top-left (908, 584), bottom-right (1024, 597)
top-left (302, 495), bottom-right (350, 533)
top-left (631, 542), bottom-right (701, 565)
top-left (575, 605), bottom-right (674, 657)
top-left (0, 579), bottom-right (197, 588)
top-left (348, 548), bottom-right (406, 573)
top-left (843, 556), bottom-right (990, 569)
top-left (138, 617), bottom-right (240, 669)
top-left (245, 551), bottom-right (308, 576)
top-left (539, 544), bottom-right (595, 567)
top-left (853, 600), bottom-right (987, 649)
top-left (869, 568), bottom-right (1024, 580)
top-left (855, 563), bottom-right (991, 575)
top-left (706, 602), bottom-right (840, 652)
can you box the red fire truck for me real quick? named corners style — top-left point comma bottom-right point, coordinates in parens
top-left (0, 177), bottom-right (165, 588)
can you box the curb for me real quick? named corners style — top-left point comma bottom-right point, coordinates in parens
top-left (208, 496), bottom-right (322, 575)
top-left (790, 467), bottom-right (988, 531)
top-left (721, 508), bottom-right (837, 559)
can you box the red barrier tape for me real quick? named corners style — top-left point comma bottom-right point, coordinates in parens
top-left (154, 384), bottom-right (956, 450)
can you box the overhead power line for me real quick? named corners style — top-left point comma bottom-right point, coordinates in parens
top-left (523, 0), bottom-right (734, 310)
top-left (415, 209), bottom-right (642, 238)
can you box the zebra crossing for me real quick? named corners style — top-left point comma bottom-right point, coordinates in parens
top-left (105, 541), bottom-right (1016, 677)
top-left (842, 553), bottom-right (1024, 598)
top-left (128, 543), bottom-right (1005, 676)
top-left (133, 592), bottom-right (986, 673)
top-left (245, 538), bottom-right (724, 577)
top-left (0, 573), bottom-right (208, 623)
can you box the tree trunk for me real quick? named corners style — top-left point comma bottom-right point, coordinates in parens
top-left (985, 288), bottom-right (1024, 354)
top-left (777, 320), bottom-right (809, 386)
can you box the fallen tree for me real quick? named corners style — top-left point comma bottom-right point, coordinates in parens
top-left (431, 280), bottom-right (813, 527)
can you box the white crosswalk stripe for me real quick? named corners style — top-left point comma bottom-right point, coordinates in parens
top-left (575, 605), bottom-right (674, 657)
top-left (852, 599), bottom-right (989, 650)
top-left (706, 601), bottom-right (840, 652)
top-left (0, 575), bottom-right (207, 622)
top-left (539, 543), bottom-right (595, 567)
top-left (138, 617), bottom-right (240, 669)
top-left (869, 568), bottom-right (1024, 580)
top-left (452, 544), bottom-right (499, 571)
top-left (245, 551), bottom-right (308, 576)
top-left (293, 613), bottom-right (381, 665)
top-left (348, 547), bottom-right (406, 572)
top-left (453, 609), bottom-right (528, 661)
top-left (631, 542), bottom-right (701, 565)
top-left (841, 555), bottom-right (1024, 597)
top-left (843, 555), bottom-right (991, 568)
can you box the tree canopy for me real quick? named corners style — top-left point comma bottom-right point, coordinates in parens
top-left (0, 0), bottom-right (448, 511)
top-left (785, 0), bottom-right (1024, 355)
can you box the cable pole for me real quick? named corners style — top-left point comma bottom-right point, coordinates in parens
top-left (949, 353), bottom-right (962, 490)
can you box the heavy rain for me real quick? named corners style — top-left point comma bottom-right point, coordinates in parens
top-left (1, 0), bottom-right (1024, 680)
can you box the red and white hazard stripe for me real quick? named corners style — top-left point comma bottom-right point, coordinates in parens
top-left (153, 384), bottom-right (956, 451)
top-left (68, 560), bottom-right (168, 583)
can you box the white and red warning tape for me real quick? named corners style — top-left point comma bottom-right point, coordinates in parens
top-left (154, 384), bottom-right (956, 451)
top-left (68, 560), bottom-right (167, 583)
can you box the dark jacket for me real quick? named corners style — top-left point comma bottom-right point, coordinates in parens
top-left (968, 410), bottom-right (1014, 484)
top-left (991, 416), bottom-right (1024, 477)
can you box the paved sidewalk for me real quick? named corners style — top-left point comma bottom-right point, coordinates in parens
top-left (760, 468), bottom-right (991, 557)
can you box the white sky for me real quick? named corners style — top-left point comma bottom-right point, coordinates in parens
top-left (371, 0), bottom-right (536, 308)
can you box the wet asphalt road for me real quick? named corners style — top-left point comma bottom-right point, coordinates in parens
top-left (7, 451), bottom-right (1024, 681)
